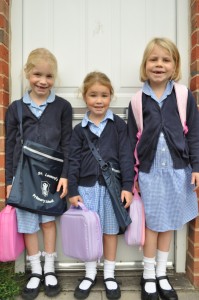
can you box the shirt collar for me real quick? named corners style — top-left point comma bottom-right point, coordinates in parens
top-left (143, 80), bottom-right (174, 102)
top-left (23, 90), bottom-right (56, 106)
top-left (81, 109), bottom-right (114, 127)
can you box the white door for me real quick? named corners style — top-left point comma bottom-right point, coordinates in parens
top-left (11, 0), bottom-right (189, 272)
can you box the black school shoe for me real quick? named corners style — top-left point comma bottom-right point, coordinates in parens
top-left (21, 273), bottom-right (43, 300)
top-left (74, 277), bottom-right (97, 299)
top-left (156, 276), bottom-right (178, 300)
top-left (140, 276), bottom-right (159, 300)
top-left (104, 278), bottom-right (121, 299)
top-left (43, 272), bottom-right (61, 297)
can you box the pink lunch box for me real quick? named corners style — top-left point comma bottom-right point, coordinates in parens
top-left (0, 205), bottom-right (25, 262)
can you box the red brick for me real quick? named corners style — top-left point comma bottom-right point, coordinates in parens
top-left (0, 75), bottom-right (9, 92)
top-left (0, 169), bottom-right (5, 183)
top-left (0, 91), bottom-right (9, 106)
top-left (0, 199), bottom-right (5, 211)
top-left (188, 239), bottom-right (199, 258)
top-left (0, 44), bottom-right (8, 61)
top-left (191, 45), bottom-right (199, 62)
top-left (0, 59), bottom-right (9, 76)
top-left (188, 224), bottom-right (199, 244)
top-left (187, 252), bottom-right (199, 272)
top-left (186, 266), bottom-right (199, 288)
top-left (0, 153), bottom-right (5, 168)
top-left (0, 185), bottom-right (6, 199)
top-left (0, 137), bottom-right (5, 152)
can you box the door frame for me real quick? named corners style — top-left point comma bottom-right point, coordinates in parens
top-left (11, 0), bottom-right (189, 273)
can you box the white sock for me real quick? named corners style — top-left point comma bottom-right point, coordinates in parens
top-left (79, 261), bottom-right (97, 290)
top-left (143, 256), bottom-right (156, 293)
top-left (42, 251), bottom-right (57, 286)
top-left (27, 252), bottom-right (42, 289)
top-left (156, 250), bottom-right (171, 290)
top-left (104, 259), bottom-right (117, 290)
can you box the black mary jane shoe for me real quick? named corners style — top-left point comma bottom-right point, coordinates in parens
top-left (21, 273), bottom-right (43, 300)
top-left (140, 277), bottom-right (159, 300)
top-left (43, 272), bottom-right (61, 297)
top-left (156, 276), bottom-right (178, 300)
top-left (104, 278), bottom-right (121, 300)
top-left (74, 277), bottom-right (97, 299)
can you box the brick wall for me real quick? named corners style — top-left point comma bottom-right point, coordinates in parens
top-left (0, 0), bottom-right (9, 211)
top-left (186, 0), bottom-right (199, 288)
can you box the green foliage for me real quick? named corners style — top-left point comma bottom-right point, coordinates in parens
top-left (0, 262), bottom-right (25, 300)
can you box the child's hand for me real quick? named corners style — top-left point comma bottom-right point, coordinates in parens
top-left (69, 195), bottom-right (83, 207)
top-left (6, 185), bottom-right (12, 199)
top-left (57, 178), bottom-right (68, 198)
top-left (191, 172), bottom-right (199, 191)
top-left (121, 190), bottom-right (133, 209)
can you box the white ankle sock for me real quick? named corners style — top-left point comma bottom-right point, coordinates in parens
top-left (143, 256), bottom-right (156, 293)
top-left (79, 261), bottom-right (97, 290)
top-left (27, 252), bottom-right (42, 289)
top-left (104, 259), bottom-right (117, 290)
top-left (156, 250), bottom-right (171, 290)
top-left (42, 251), bottom-right (57, 286)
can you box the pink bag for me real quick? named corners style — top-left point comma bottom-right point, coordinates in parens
top-left (60, 202), bottom-right (103, 262)
top-left (0, 205), bottom-right (25, 262)
top-left (124, 189), bottom-right (145, 246)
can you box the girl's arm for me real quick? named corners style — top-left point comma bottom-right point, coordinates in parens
top-left (57, 178), bottom-right (68, 198)
top-left (191, 172), bottom-right (199, 191)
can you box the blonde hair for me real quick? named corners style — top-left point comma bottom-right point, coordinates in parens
top-left (140, 37), bottom-right (181, 82)
top-left (81, 71), bottom-right (114, 99)
top-left (24, 48), bottom-right (58, 79)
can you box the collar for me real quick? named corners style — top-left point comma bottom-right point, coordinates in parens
top-left (81, 109), bottom-right (114, 127)
top-left (143, 80), bottom-right (174, 102)
top-left (23, 90), bottom-right (56, 106)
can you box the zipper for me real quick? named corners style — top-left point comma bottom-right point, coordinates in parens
top-left (23, 145), bottom-right (64, 162)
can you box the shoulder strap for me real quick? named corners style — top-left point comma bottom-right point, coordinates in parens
top-left (16, 99), bottom-right (23, 144)
top-left (130, 90), bottom-right (143, 134)
top-left (83, 128), bottom-right (107, 170)
top-left (173, 82), bottom-right (188, 134)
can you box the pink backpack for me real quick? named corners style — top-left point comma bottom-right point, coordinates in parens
top-left (0, 205), bottom-right (25, 262)
top-left (125, 82), bottom-right (188, 247)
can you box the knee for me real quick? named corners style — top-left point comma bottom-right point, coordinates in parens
top-left (41, 221), bottom-right (56, 230)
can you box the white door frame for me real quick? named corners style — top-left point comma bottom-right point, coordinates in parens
top-left (11, 0), bottom-right (189, 273)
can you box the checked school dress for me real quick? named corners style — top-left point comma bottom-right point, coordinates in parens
top-left (138, 81), bottom-right (198, 232)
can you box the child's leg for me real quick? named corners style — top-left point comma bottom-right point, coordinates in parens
top-left (142, 228), bottom-right (158, 294)
top-left (24, 233), bottom-right (42, 289)
top-left (103, 234), bottom-right (118, 289)
top-left (156, 231), bottom-right (173, 289)
top-left (41, 220), bottom-right (61, 297)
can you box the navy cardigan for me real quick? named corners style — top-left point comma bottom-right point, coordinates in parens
top-left (68, 114), bottom-right (134, 197)
top-left (5, 96), bottom-right (72, 185)
top-left (127, 88), bottom-right (199, 173)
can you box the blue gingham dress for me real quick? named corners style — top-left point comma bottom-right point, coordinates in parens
top-left (78, 109), bottom-right (119, 235)
top-left (138, 82), bottom-right (198, 232)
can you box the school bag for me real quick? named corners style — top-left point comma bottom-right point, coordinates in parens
top-left (124, 82), bottom-right (188, 247)
top-left (0, 205), bottom-right (25, 262)
top-left (60, 202), bottom-right (103, 262)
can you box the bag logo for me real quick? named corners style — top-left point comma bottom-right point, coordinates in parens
top-left (41, 181), bottom-right (50, 197)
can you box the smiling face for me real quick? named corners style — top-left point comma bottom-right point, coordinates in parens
top-left (84, 82), bottom-right (111, 124)
top-left (27, 60), bottom-right (55, 103)
top-left (145, 45), bottom-right (176, 89)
